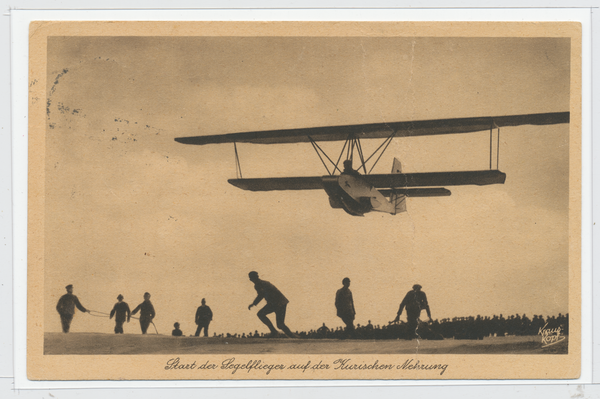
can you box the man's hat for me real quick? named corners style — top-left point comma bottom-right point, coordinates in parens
top-left (248, 271), bottom-right (259, 279)
top-left (413, 284), bottom-right (422, 290)
top-left (174, 322), bottom-right (180, 327)
top-left (65, 284), bottom-right (73, 289)
top-left (117, 294), bottom-right (124, 300)
top-left (144, 292), bottom-right (150, 296)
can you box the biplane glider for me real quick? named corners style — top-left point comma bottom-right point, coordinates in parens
top-left (175, 112), bottom-right (569, 216)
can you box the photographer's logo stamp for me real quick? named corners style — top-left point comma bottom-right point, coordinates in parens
top-left (538, 323), bottom-right (566, 348)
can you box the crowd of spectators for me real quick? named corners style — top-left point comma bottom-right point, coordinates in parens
top-left (434, 313), bottom-right (569, 340)
top-left (206, 313), bottom-right (569, 341)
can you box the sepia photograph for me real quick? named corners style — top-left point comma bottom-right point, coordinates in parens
top-left (27, 21), bottom-right (581, 380)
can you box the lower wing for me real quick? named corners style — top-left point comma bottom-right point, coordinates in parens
top-left (228, 170), bottom-right (505, 191)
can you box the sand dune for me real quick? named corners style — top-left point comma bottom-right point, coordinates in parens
top-left (44, 332), bottom-right (567, 355)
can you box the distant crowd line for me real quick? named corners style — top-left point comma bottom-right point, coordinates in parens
top-left (204, 313), bottom-right (569, 341)
top-left (55, 274), bottom-right (568, 340)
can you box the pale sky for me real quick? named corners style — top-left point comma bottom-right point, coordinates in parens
top-left (44, 36), bottom-right (571, 336)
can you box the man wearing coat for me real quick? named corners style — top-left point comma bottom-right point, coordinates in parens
top-left (194, 298), bottom-right (213, 337)
top-left (131, 292), bottom-right (156, 334)
top-left (109, 294), bottom-right (131, 334)
top-left (392, 284), bottom-right (432, 339)
top-left (56, 284), bottom-right (90, 333)
top-left (335, 277), bottom-right (356, 335)
top-left (247, 271), bottom-right (296, 338)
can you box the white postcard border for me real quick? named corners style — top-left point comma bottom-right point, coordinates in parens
top-left (10, 6), bottom-right (593, 389)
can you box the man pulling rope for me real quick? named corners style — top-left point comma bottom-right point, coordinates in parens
top-left (86, 308), bottom-right (159, 334)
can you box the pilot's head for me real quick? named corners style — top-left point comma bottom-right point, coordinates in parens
top-left (343, 160), bottom-right (353, 171)
top-left (248, 271), bottom-right (259, 282)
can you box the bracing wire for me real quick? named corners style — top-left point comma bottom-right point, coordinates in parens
top-left (334, 138), bottom-right (350, 173)
top-left (355, 138), bottom-right (368, 174)
top-left (308, 136), bottom-right (343, 175)
top-left (308, 137), bottom-right (332, 175)
top-left (309, 130), bottom-right (399, 175)
top-left (87, 309), bottom-right (159, 334)
top-left (363, 130), bottom-right (396, 165)
top-left (369, 135), bottom-right (396, 174)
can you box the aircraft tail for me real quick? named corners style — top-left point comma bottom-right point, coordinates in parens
top-left (390, 193), bottom-right (407, 214)
top-left (391, 157), bottom-right (402, 174)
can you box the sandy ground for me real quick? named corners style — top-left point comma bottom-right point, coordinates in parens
top-left (44, 332), bottom-right (568, 355)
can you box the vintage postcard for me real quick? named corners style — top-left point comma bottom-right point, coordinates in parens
top-left (27, 21), bottom-right (581, 380)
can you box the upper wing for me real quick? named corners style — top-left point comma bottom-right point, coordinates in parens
top-left (228, 170), bottom-right (505, 191)
top-left (175, 112), bottom-right (569, 145)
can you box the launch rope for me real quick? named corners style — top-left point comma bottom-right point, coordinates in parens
top-left (88, 309), bottom-right (110, 317)
top-left (87, 309), bottom-right (159, 334)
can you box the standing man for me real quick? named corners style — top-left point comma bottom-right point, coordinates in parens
top-left (247, 271), bottom-right (296, 338)
top-left (56, 284), bottom-right (90, 333)
top-left (335, 277), bottom-right (356, 335)
top-left (131, 292), bottom-right (156, 334)
top-left (109, 294), bottom-right (131, 334)
top-left (194, 298), bottom-right (213, 337)
top-left (391, 284), bottom-right (432, 339)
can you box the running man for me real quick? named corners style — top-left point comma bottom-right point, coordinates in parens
top-left (247, 271), bottom-right (296, 338)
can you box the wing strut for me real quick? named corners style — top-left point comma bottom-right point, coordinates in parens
top-left (488, 123), bottom-right (501, 170)
top-left (346, 136), bottom-right (353, 160)
top-left (497, 127), bottom-right (500, 170)
top-left (307, 129), bottom-right (400, 175)
top-left (234, 142), bottom-right (243, 179)
top-left (489, 123), bottom-right (493, 170)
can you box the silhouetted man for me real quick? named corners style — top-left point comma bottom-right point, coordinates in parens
top-left (194, 298), bottom-right (213, 337)
top-left (247, 271), bottom-right (296, 338)
top-left (109, 294), bottom-right (131, 334)
top-left (56, 284), bottom-right (89, 333)
top-left (392, 284), bottom-right (432, 339)
top-left (335, 277), bottom-right (356, 335)
top-left (131, 292), bottom-right (155, 334)
top-left (342, 160), bottom-right (361, 177)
